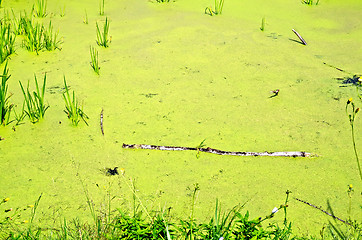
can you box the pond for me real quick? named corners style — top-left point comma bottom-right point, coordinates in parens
top-left (0, 0), bottom-right (361, 237)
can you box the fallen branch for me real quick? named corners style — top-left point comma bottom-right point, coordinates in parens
top-left (122, 143), bottom-right (312, 157)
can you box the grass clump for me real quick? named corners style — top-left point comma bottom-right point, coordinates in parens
top-left (96, 17), bottom-right (110, 48)
top-left (90, 46), bottom-right (100, 75)
top-left (205, 0), bottom-right (225, 16)
top-left (302, 0), bottom-right (320, 5)
top-left (62, 76), bottom-right (89, 126)
top-left (33, 0), bottom-right (47, 18)
top-left (21, 19), bottom-right (43, 53)
top-left (11, 10), bottom-right (32, 35)
top-left (0, 61), bottom-right (13, 126)
top-left (43, 21), bottom-right (62, 51)
top-left (19, 74), bottom-right (49, 123)
top-left (19, 14), bottom-right (62, 54)
top-left (0, 22), bottom-right (16, 65)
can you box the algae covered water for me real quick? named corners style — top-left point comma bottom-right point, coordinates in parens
top-left (0, 0), bottom-right (361, 236)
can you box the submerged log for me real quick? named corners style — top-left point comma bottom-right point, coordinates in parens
top-left (122, 143), bottom-right (312, 157)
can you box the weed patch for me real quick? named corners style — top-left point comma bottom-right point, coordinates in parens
top-left (62, 76), bottom-right (89, 126)
top-left (96, 17), bottom-right (110, 48)
top-left (205, 0), bottom-right (225, 16)
top-left (19, 74), bottom-right (49, 123)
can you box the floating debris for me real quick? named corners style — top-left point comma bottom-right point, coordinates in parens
top-left (336, 75), bottom-right (362, 87)
top-left (100, 108), bottom-right (104, 135)
top-left (105, 167), bottom-right (118, 176)
top-left (269, 89), bottom-right (280, 98)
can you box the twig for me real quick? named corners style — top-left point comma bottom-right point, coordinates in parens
top-left (292, 29), bottom-right (307, 45)
top-left (294, 198), bottom-right (350, 225)
top-left (323, 62), bottom-right (355, 75)
top-left (122, 144), bottom-right (312, 157)
top-left (323, 62), bottom-right (345, 72)
top-left (100, 108), bottom-right (104, 135)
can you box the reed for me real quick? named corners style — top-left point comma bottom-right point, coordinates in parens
top-left (0, 61), bottom-right (14, 126)
top-left (62, 76), bottom-right (89, 126)
top-left (33, 0), bottom-right (47, 17)
top-left (96, 17), bottom-right (110, 48)
top-left (0, 22), bottom-right (16, 65)
top-left (90, 46), bottom-right (100, 75)
top-left (205, 0), bottom-right (225, 16)
top-left (19, 74), bottom-right (49, 123)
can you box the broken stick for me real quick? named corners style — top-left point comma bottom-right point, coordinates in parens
top-left (292, 29), bottom-right (307, 45)
top-left (294, 198), bottom-right (350, 225)
top-left (100, 108), bottom-right (104, 135)
top-left (122, 143), bottom-right (312, 157)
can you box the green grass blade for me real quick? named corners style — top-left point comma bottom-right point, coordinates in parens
top-left (0, 61), bottom-right (13, 125)
top-left (19, 80), bottom-right (34, 121)
top-left (219, 0), bottom-right (224, 14)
